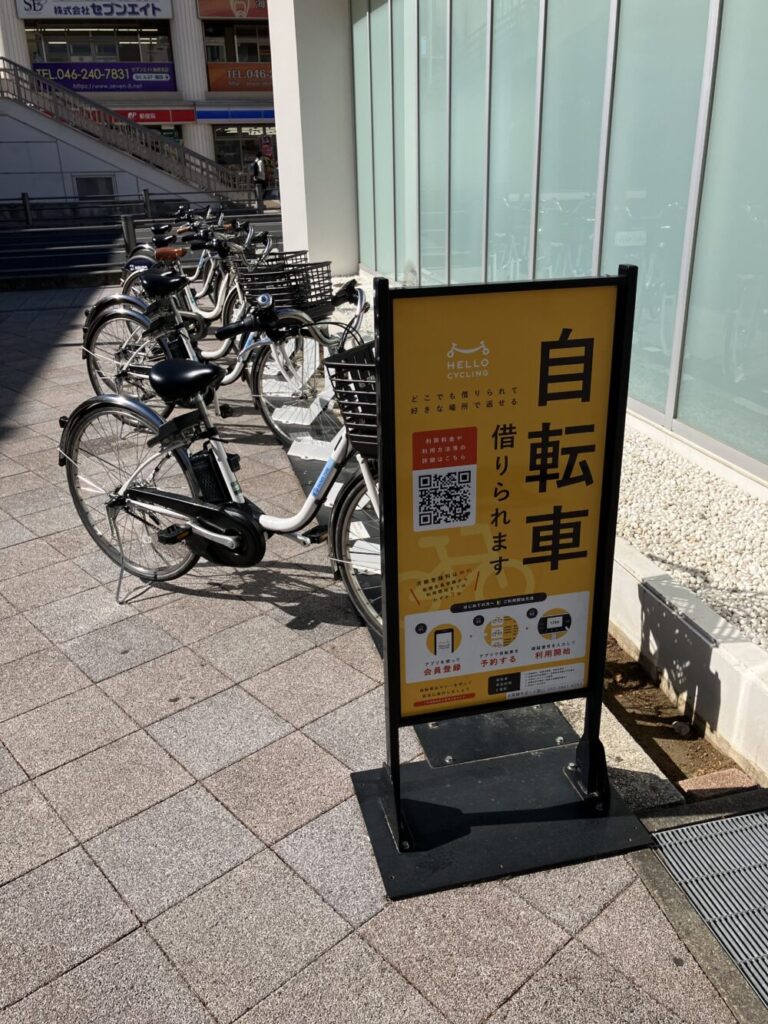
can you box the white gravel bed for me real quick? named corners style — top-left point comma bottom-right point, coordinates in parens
top-left (617, 423), bottom-right (768, 650)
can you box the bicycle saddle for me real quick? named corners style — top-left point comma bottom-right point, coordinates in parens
top-left (153, 233), bottom-right (176, 247)
top-left (154, 246), bottom-right (186, 262)
top-left (151, 223), bottom-right (171, 234)
top-left (139, 270), bottom-right (188, 298)
top-left (148, 359), bottom-right (226, 402)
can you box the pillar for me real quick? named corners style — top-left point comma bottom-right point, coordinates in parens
top-left (267, 0), bottom-right (359, 274)
top-left (0, 5), bottom-right (31, 68)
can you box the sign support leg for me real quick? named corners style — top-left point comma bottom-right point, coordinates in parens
top-left (382, 723), bottom-right (414, 852)
top-left (566, 674), bottom-right (611, 811)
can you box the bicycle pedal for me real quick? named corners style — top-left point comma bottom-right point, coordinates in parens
top-left (219, 403), bottom-right (235, 419)
top-left (294, 524), bottom-right (329, 546)
top-left (157, 524), bottom-right (192, 545)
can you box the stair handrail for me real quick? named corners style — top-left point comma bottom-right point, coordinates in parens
top-left (0, 58), bottom-right (251, 200)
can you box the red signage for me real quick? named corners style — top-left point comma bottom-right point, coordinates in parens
top-left (197, 0), bottom-right (268, 17)
top-left (117, 108), bottom-right (196, 124)
top-left (207, 62), bottom-right (272, 91)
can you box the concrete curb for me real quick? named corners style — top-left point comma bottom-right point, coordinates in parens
top-left (610, 537), bottom-right (768, 785)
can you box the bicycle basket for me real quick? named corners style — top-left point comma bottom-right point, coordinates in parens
top-left (260, 250), bottom-right (308, 270)
top-left (324, 340), bottom-right (378, 458)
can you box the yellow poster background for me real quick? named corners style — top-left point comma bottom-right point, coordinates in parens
top-left (390, 284), bottom-right (619, 718)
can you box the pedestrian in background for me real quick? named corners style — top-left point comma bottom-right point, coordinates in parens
top-left (252, 150), bottom-right (266, 214)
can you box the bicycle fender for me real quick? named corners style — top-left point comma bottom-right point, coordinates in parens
top-left (84, 294), bottom-right (148, 330)
top-left (58, 395), bottom-right (193, 480)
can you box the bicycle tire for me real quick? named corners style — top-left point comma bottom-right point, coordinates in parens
top-left (251, 335), bottom-right (342, 448)
top-left (331, 471), bottom-right (382, 636)
top-left (63, 400), bottom-right (200, 582)
top-left (84, 311), bottom-right (169, 411)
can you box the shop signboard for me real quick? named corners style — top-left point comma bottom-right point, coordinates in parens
top-left (378, 272), bottom-right (636, 725)
top-left (117, 107), bottom-right (195, 123)
top-left (33, 62), bottom-right (176, 93)
top-left (197, 0), bottom-right (267, 17)
top-left (206, 62), bottom-right (272, 91)
top-left (16, 0), bottom-right (173, 18)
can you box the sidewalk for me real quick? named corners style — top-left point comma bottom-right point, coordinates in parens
top-left (0, 288), bottom-right (746, 1023)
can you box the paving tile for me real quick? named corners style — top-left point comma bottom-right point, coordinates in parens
top-left (2, 560), bottom-right (97, 612)
top-left (148, 688), bottom-right (291, 779)
top-left (504, 854), bottom-right (637, 934)
top-left (275, 797), bottom-right (386, 926)
top-left (0, 455), bottom-right (26, 480)
top-left (46, 526), bottom-right (97, 559)
top-left (0, 484), bottom-right (67, 519)
top-left (36, 732), bottom-right (192, 841)
top-left (0, 687), bottom-right (135, 777)
top-left (0, 519), bottom-right (35, 549)
top-left (304, 687), bottom-right (421, 772)
top-left (0, 594), bottom-right (15, 619)
top-left (0, 471), bottom-right (47, 498)
top-left (242, 647), bottom-right (377, 728)
top-left (144, 590), bottom-right (264, 645)
top-left (362, 883), bottom-right (568, 1024)
top-left (678, 767), bottom-right (757, 800)
top-left (18, 502), bottom-right (82, 538)
top-left (100, 647), bottom-right (233, 726)
top-left (0, 744), bottom-right (26, 795)
top-left (73, 546), bottom-right (122, 584)
top-left (192, 614), bottom-right (316, 682)
top-left (488, 940), bottom-right (688, 1024)
top-left (579, 879), bottom-right (736, 1024)
top-left (323, 626), bottom-right (384, 681)
top-left (265, 583), bottom-right (362, 644)
top-left (62, 616), bottom-right (180, 683)
top-left (0, 782), bottom-right (75, 885)
top-left (1, 931), bottom-right (213, 1024)
top-left (149, 849), bottom-right (349, 1024)
top-left (0, 848), bottom-right (137, 1009)
top-left (87, 786), bottom-right (262, 921)
top-left (240, 935), bottom-right (447, 1024)
top-left (0, 433), bottom-right (50, 460)
top-left (0, 614), bottom-right (49, 667)
top-left (0, 649), bottom-right (91, 722)
top-left (26, 586), bottom-right (136, 643)
top-left (206, 732), bottom-right (351, 844)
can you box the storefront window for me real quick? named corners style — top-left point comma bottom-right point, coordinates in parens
top-left (27, 24), bottom-right (172, 65)
top-left (203, 22), bottom-right (271, 63)
top-left (213, 124), bottom-right (278, 185)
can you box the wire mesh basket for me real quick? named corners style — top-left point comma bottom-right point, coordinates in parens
top-left (324, 340), bottom-right (378, 458)
top-left (240, 260), bottom-right (334, 316)
top-left (260, 250), bottom-right (308, 270)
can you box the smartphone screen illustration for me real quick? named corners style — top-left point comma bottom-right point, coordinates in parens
top-left (434, 628), bottom-right (455, 655)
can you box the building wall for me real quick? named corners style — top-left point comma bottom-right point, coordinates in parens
top-left (0, 0), bottom-right (276, 175)
top-left (351, 0), bottom-right (768, 480)
top-left (0, 100), bottom-right (210, 200)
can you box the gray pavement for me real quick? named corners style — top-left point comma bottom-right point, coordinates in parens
top-left (0, 288), bottom-right (744, 1023)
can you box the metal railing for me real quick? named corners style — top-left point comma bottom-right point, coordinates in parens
top-left (0, 58), bottom-right (251, 200)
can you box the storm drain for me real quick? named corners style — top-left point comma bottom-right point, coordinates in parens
top-left (657, 810), bottom-right (768, 1006)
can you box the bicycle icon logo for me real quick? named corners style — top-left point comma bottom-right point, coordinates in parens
top-left (447, 341), bottom-right (490, 358)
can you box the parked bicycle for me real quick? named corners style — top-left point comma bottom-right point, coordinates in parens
top-left (58, 304), bottom-right (382, 633)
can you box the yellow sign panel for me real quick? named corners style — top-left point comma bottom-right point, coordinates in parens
top-left (388, 283), bottom-right (620, 719)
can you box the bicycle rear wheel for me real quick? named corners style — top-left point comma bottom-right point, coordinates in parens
top-left (331, 472), bottom-right (382, 635)
top-left (84, 313), bottom-right (168, 410)
top-left (63, 402), bottom-right (199, 582)
top-left (252, 335), bottom-right (342, 447)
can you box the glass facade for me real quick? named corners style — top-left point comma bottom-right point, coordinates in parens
top-left (350, 0), bottom-right (767, 475)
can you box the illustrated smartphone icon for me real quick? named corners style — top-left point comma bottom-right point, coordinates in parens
top-left (434, 628), bottom-right (454, 655)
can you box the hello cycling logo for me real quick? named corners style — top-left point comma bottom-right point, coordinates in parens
top-left (446, 340), bottom-right (490, 380)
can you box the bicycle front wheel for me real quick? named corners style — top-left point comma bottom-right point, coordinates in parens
top-left (64, 402), bottom-right (199, 582)
top-left (252, 335), bottom-right (342, 447)
top-left (331, 471), bottom-right (382, 636)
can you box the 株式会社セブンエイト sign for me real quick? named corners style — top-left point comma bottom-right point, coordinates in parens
top-left (377, 274), bottom-right (635, 722)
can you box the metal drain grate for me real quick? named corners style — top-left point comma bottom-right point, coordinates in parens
top-left (657, 810), bottom-right (768, 1006)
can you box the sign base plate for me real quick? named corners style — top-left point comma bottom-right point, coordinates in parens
top-left (415, 704), bottom-right (579, 766)
top-left (353, 742), bottom-right (653, 900)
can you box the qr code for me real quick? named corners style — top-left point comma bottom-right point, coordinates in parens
top-left (414, 466), bottom-right (476, 531)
